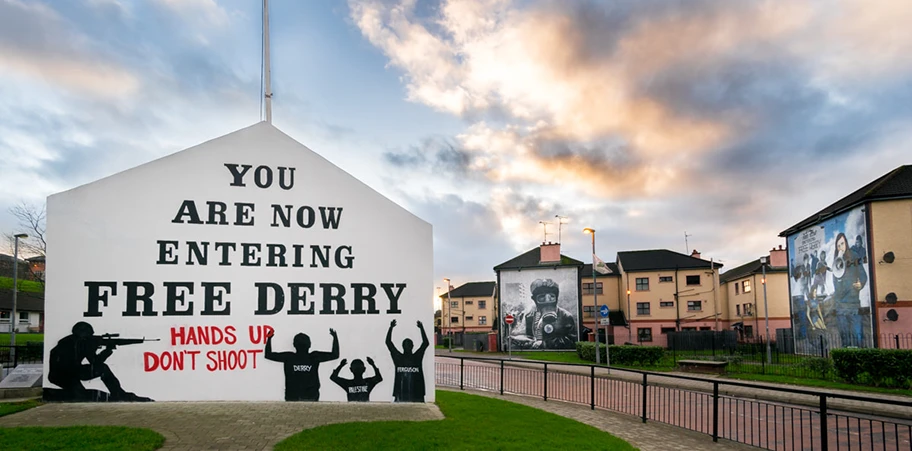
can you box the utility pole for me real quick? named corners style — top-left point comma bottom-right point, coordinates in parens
top-left (761, 256), bottom-right (771, 364)
top-left (262, 0), bottom-right (273, 123)
top-left (684, 231), bottom-right (692, 254)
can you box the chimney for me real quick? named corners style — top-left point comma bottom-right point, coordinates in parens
top-left (690, 249), bottom-right (701, 259)
top-left (769, 245), bottom-right (787, 267)
top-left (540, 242), bottom-right (561, 263)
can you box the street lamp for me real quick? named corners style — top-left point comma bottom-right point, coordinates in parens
top-left (11, 233), bottom-right (28, 360)
top-left (626, 289), bottom-right (632, 343)
top-left (760, 256), bottom-right (771, 364)
top-left (583, 228), bottom-right (600, 364)
top-left (443, 278), bottom-right (453, 352)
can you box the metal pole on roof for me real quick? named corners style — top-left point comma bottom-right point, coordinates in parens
top-left (263, 0), bottom-right (273, 124)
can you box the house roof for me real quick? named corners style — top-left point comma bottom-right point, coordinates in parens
top-left (493, 247), bottom-right (584, 271)
top-left (617, 249), bottom-right (723, 272)
top-left (25, 256), bottom-right (45, 263)
top-left (581, 263), bottom-right (620, 277)
top-left (780, 165), bottom-right (912, 237)
top-left (720, 259), bottom-right (788, 284)
top-left (0, 289), bottom-right (44, 312)
top-left (439, 281), bottom-right (496, 299)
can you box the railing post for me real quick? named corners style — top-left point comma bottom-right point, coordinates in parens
top-left (819, 335), bottom-right (825, 358)
top-left (641, 373), bottom-right (648, 423)
top-left (590, 366), bottom-right (595, 410)
top-left (543, 363), bottom-right (548, 401)
top-left (819, 395), bottom-right (828, 451)
top-left (761, 336), bottom-right (766, 374)
top-left (896, 334), bottom-right (901, 350)
top-left (499, 360), bottom-right (504, 395)
top-left (459, 357), bottom-right (464, 390)
top-left (712, 381), bottom-right (719, 442)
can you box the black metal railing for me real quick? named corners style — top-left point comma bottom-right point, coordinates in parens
top-left (436, 356), bottom-right (912, 451)
top-left (0, 343), bottom-right (44, 368)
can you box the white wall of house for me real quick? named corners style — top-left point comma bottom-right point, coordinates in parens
top-left (0, 311), bottom-right (41, 333)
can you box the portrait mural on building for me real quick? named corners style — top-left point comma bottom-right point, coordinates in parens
top-left (787, 206), bottom-right (872, 351)
top-left (499, 268), bottom-right (580, 350)
top-left (43, 124), bottom-right (433, 402)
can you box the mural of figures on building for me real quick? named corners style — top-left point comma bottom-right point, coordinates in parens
top-left (45, 322), bottom-right (156, 402)
top-left (386, 319), bottom-right (429, 402)
top-left (330, 357), bottom-right (383, 402)
top-left (500, 269), bottom-right (580, 350)
top-left (787, 206), bottom-right (872, 351)
top-left (265, 329), bottom-right (339, 401)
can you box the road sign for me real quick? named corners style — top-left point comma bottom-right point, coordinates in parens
top-left (599, 305), bottom-right (610, 318)
top-left (599, 318), bottom-right (610, 326)
top-left (504, 314), bottom-right (515, 325)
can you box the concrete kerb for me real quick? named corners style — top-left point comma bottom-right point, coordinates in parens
top-left (435, 351), bottom-right (912, 420)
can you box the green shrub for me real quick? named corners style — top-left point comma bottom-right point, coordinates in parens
top-left (441, 337), bottom-right (452, 348)
top-left (798, 357), bottom-right (834, 378)
top-left (831, 348), bottom-right (912, 388)
top-left (576, 342), bottom-right (664, 366)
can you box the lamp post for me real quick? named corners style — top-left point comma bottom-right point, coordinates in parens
top-left (583, 228), bottom-right (600, 364)
top-left (626, 289), bottom-right (632, 343)
top-left (11, 233), bottom-right (28, 364)
top-left (443, 278), bottom-right (453, 352)
top-left (760, 256), bottom-right (771, 364)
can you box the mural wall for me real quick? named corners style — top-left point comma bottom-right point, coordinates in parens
top-left (787, 205), bottom-right (873, 350)
top-left (499, 267), bottom-right (580, 350)
top-left (44, 124), bottom-right (433, 403)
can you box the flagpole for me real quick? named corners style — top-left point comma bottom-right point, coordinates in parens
top-left (263, 0), bottom-right (272, 124)
top-left (584, 228), bottom-right (599, 365)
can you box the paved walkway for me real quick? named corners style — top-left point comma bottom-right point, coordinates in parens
top-left (437, 350), bottom-right (912, 419)
top-left (440, 387), bottom-right (756, 451)
top-left (0, 401), bottom-right (443, 451)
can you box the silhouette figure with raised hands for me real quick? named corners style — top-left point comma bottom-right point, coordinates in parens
top-left (386, 319), bottom-right (429, 402)
top-left (265, 328), bottom-right (339, 401)
top-left (330, 357), bottom-right (383, 402)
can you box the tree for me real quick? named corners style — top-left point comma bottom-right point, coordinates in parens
top-left (3, 201), bottom-right (46, 284)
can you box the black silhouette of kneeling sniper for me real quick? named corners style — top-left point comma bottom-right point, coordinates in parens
top-left (47, 321), bottom-right (158, 402)
top-left (330, 357), bottom-right (382, 402)
top-left (386, 319), bottom-right (429, 402)
top-left (265, 328), bottom-right (339, 401)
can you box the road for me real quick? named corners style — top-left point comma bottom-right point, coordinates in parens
top-left (436, 356), bottom-right (912, 451)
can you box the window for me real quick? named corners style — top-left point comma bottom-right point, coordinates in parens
top-left (742, 280), bottom-right (752, 293)
top-left (583, 305), bottom-right (595, 318)
top-left (450, 317), bottom-right (459, 324)
top-left (686, 275), bottom-right (700, 285)
top-left (478, 300), bottom-right (486, 309)
top-left (465, 300), bottom-right (473, 305)
top-left (743, 303), bottom-right (753, 316)
top-left (682, 327), bottom-right (697, 331)
top-left (465, 316), bottom-right (473, 321)
top-left (699, 327), bottom-right (711, 331)
top-left (18, 312), bottom-right (28, 321)
top-left (638, 328), bottom-right (653, 342)
top-left (735, 283), bottom-right (740, 295)
top-left (635, 277), bottom-right (649, 291)
top-left (636, 302), bottom-right (650, 315)
top-left (736, 304), bottom-right (741, 316)
top-left (0, 312), bottom-right (9, 320)
top-left (479, 316), bottom-right (487, 325)
top-left (659, 276), bottom-right (673, 283)
top-left (659, 301), bottom-right (674, 308)
top-left (450, 301), bottom-right (458, 309)
top-left (687, 300), bottom-right (702, 311)
top-left (744, 325), bottom-right (753, 338)
top-left (660, 327), bottom-right (676, 335)
top-left (582, 282), bottom-right (604, 295)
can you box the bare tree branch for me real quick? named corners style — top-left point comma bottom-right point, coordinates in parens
top-left (7, 201), bottom-right (46, 257)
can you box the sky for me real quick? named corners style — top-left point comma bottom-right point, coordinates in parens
top-left (1, 0), bottom-right (911, 296)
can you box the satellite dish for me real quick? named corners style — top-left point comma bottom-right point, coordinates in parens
top-left (886, 309), bottom-right (899, 322)
top-left (882, 252), bottom-right (895, 264)
top-left (885, 292), bottom-right (898, 304)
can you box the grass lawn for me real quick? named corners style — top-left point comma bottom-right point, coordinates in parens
top-left (0, 399), bottom-right (42, 417)
top-left (0, 276), bottom-right (43, 294)
top-left (724, 373), bottom-right (912, 397)
top-left (0, 426), bottom-right (164, 451)
top-left (0, 333), bottom-right (44, 345)
top-left (276, 390), bottom-right (636, 450)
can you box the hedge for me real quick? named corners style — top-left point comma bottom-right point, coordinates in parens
top-left (576, 342), bottom-right (664, 366)
top-left (831, 348), bottom-right (912, 388)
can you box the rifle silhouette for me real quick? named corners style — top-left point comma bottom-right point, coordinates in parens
top-left (90, 333), bottom-right (160, 348)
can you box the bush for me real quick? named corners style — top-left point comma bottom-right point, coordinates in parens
top-left (831, 348), bottom-right (912, 388)
top-left (441, 337), bottom-right (452, 348)
top-left (576, 342), bottom-right (664, 366)
top-left (797, 357), bottom-right (834, 378)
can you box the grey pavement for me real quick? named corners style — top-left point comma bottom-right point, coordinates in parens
top-left (0, 401), bottom-right (443, 451)
top-left (439, 387), bottom-right (757, 451)
top-left (436, 350), bottom-right (912, 419)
